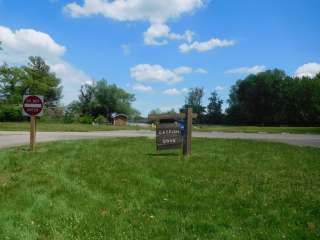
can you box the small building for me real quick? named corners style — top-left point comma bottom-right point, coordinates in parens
top-left (112, 114), bottom-right (128, 126)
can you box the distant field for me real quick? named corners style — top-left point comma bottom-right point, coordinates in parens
top-left (195, 125), bottom-right (320, 134)
top-left (0, 138), bottom-right (319, 239)
top-left (0, 122), bottom-right (145, 132)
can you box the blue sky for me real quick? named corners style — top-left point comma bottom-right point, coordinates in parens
top-left (0, 0), bottom-right (319, 116)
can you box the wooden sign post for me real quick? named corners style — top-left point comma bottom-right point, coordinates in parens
top-left (22, 95), bottom-right (44, 151)
top-left (183, 107), bottom-right (193, 157)
top-left (30, 116), bottom-right (36, 151)
top-left (148, 107), bottom-right (196, 157)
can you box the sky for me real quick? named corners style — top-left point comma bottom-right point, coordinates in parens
top-left (0, 0), bottom-right (319, 116)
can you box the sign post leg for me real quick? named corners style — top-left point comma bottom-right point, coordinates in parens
top-left (183, 107), bottom-right (193, 157)
top-left (30, 116), bottom-right (36, 151)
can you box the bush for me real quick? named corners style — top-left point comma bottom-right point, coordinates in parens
top-left (95, 115), bottom-right (107, 124)
top-left (0, 105), bottom-right (24, 122)
top-left (79, 115), bottom-right (94, 124)
top-left (41, 107), bottom-right (65, 123)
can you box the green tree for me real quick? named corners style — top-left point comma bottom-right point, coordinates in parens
top-left (0, 56), bottom-right (62, 106)
top-left (226, 69), bottom-right (320, 125)
top-left (149, 108), bottom-right (177, 115)
top-left (227, 69), bottom-right (285, 125)
top-left (182, 87), bottom-right (205, 122)
top-left (72, 80), bottom-right (137, 122)
top-left (207, 91), bottom-right (223, 124)
top-left (23, 56), bottom-right (62, 106)
top-left (0, 56), bottom-right (62, 121)
top-left (0, 64), bottom-right (26, 104)
top-left (281, 74), bottom-right (320, 125)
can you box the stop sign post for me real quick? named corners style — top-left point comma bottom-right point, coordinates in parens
top-left (22, 95), bottom-right (44, 151)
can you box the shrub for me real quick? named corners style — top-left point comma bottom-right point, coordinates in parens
top-left (95, 115), bottom-right (107, 124)
top-left (41, 107), bottom-right (65, 123)
top-left (79, 115), bottom-right (93, 124)
top-left (0, 105), bottom-right (24, 122)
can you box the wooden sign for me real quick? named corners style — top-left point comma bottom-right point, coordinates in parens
top-left (149, 107), bottom-right (195, 156)
top-left (22, 95), bottom-right (44, 151)
top-left (156, 124), bottom-right (182, 150)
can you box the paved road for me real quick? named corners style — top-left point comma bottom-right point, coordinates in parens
top-left (0, 130), bottom-right (320, 149)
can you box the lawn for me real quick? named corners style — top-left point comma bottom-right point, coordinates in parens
top-left (1, 122), bottom-right (320, 135)
top-left (195, 125), bottom-right (320, 134)
top-left (0, 138), bottom-right (319, 239)
top-left (0, 122), bottom-right (145, 132)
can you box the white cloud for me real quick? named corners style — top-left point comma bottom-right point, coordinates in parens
top-left (64, 0), bottom-right (204, 23)
top-left (130, 64), bottom-right (183, 84)
top-left (132, 83), bottom-right (153, 92)
top-left (163, 87), bottom-right (190, 95)
top-left (179, 38), bottom-right (235, 53)
top-left (143, 23), bottom-right (194, 46)
top-left (174, 66), bottom-right (193, 75)
top-left (195, 68), bottom-right (207, 74)
top-left (214, 85), bottom-right (225, 92)
top-left (130, 64), bottom-right (204, 84)
top-left (50, 62), bottom-right (90, 84)
top-left (64, 0), bottom-right (203, 46)
top-left (226, 65), bottom-right (266, 75)
top-left (0, 26), bottom-right (66, 63)
top-left (295, 63), bottom-right (320, 78)
top-left (0, 25), bottom-right (92, 104)
top-left (181, 88), bottom-right (190, 93)
top-left (163, 88), bottom-right (181, 95)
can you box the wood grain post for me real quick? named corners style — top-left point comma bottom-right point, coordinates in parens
top-left (183, 107), bottom-right (193, 157)
top-left (30, 116), bottom-right (36, 151)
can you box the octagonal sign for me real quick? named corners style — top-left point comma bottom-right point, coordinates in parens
top-left (22, 95), bottom-right (44, 117)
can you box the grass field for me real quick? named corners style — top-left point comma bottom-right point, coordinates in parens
top-left (1, 122), bottom-right (320, 134)
top-left (195, 125), bottom-right (320, 134)
top-left (0, 122), bottom-right (144, 132)
top-left (0, 138), bottom-right (319, 239)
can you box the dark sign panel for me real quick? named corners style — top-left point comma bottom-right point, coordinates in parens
top-left (156, 124), bottom-right (182, 150)
top-left (22, 95), bottom-right (44, 117)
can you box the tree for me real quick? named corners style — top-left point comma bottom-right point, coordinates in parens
top-left (0, 64), bottom-right (26, 104)
top-left (226, 69), bottom-right (285, 125)
top-left (226, 69), bottom-right (320, 125)
top-left (71, 79), bottom-right (137, 122)
top-left (149, 108), bottom-right (177, 115)
top-left (0, 57), bottom-right (62, 121)
top-left (182, 87), bottom-right (205, 122)
top-left (281, 74), bottom-right (320, 125)
top-left (0, 56), bottom-right (62, 106)
top-left (207, 91), bottom-right (223, 124)
top-left (23, 56), bottom-right (62, 106)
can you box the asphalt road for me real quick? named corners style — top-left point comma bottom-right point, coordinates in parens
top-left (1, 130), bottom-right (320, 149)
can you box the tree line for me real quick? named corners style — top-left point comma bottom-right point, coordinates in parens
top-left (0, 57), bottom-right (138, 123)
top-left (180, 69), bottom-right (320, 126)
top-left (1, 56), bottom-right (319, 125)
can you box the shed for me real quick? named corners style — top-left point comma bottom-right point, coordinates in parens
top-left (112, 114), bottom-right (128, 126)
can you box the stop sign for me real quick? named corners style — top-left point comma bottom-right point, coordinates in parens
top-left (22, 95), bottom-right (44, 116)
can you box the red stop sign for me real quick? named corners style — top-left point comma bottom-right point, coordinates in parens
top-left (23, 95), bottom-right (44, 116)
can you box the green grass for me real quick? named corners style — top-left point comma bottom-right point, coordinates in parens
top-left (1, 122), bottom-right (320, 134)
top-left (0, 138), bottom-right (319, 239)
top-left (195, 125), bottom-right (320, 134)
top-left (0, 122), bottom-right (145, 132)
